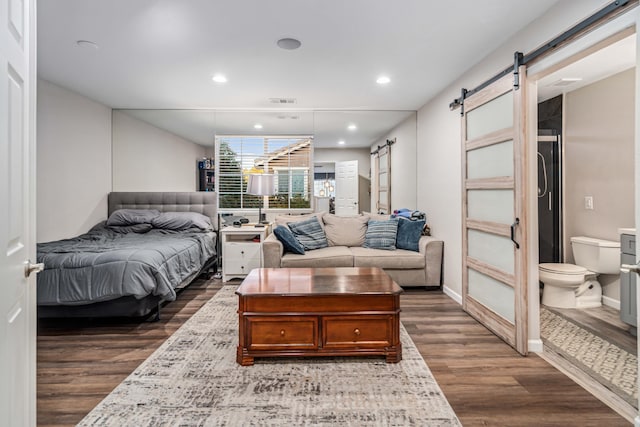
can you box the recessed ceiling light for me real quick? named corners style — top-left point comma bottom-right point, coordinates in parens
top-left (338, 140), bottom-right (346, 145)
top-left (376, 76), bottom-right (391, 85)
top-left (76, 40), bottom-right (99, 49)
top-left (212, 74), bottom-right (228, 83)
top-left (277, 38), bottom-right (302, 50)
top-left (254, 124), bottom-right (263, 129)
top-left (347, 124), bottom-right (357, 131)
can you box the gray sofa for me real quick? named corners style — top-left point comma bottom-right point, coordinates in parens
top-left (262, 212), bottom-right (443, 287)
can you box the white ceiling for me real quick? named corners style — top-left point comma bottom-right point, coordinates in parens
top-left (38, 0), bottom-right (561, 147)
top-left (538, 34), bottom-right (636, 102)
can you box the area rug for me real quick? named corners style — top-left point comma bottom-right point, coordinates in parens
top-left (540, 307), bottom-right (637, 408)
top-left (79, 285), bottom-right (461, 426)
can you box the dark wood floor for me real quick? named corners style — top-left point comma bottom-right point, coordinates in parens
top-left (37, 279), bottom-right (630, 426)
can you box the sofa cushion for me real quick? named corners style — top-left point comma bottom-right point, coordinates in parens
top-left (363, 211), bottom-right (391, 221)
top-left (275, 213), bottom-right (325, 230)
top-left (288, 216), bottom-right (328, 250)
top-left (363, 218), bottom-right (399, 250)
top-left (273, 225), bottom-right (305, 255)
top-left (322, 213), bottom-right (369, 247)
top-left (351, 247), bottom-right (426, 269)
top-left (282, 246), bottom-right (353, 268)
top-left (396, 218), bottom-right (425, 252)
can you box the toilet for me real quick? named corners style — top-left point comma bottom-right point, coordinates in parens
top-left (539, 236), bottom-right (620, 309)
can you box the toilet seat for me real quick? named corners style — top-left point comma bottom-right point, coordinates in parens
top-left (538, 263), bottom-right (587, 289)
top-left (539, 263), bottom-right (587, 275)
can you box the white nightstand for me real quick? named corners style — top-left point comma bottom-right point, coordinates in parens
top-left (220, 224), bottom-right (270, 282)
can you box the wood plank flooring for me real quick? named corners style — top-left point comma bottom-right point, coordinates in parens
top-left (37, 280), bottom-right (630, 426)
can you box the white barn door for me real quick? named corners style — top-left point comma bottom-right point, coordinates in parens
top-left (461, 69), bottom-right (529, 355)
top-left (0, 0), bottom-right (37, 424)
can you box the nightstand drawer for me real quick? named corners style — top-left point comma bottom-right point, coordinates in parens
top-left (225, 242), bottom-right (261, 260)
top-left (246, 316), bottom-right (318, 350)
top-left (225, 259), bottom-right (258, 275)
top-left (323, 316), bottom-right (392, 348)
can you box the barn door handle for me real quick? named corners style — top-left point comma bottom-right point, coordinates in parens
top-left (510, 218), bottom-right (520, 249)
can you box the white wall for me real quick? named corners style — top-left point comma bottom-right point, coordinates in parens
top-left (36, 79), bottom-right (112, 242)
top-left (112, 111), bottom-right (210, 191)
top-left (416, 0), bottom-right (611, 298)
top-left (564, 69), bottom-right (635, 303)
top-left (370, 114), bottom-right (417, 212)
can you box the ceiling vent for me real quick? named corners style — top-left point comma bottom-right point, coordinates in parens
top-left (269, 98), bottom-right (297, 104)
top-left (549, 77), bottom-right (582, 87)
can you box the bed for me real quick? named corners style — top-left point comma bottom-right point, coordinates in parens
top-left (37, 192), bottom-right (218, 320)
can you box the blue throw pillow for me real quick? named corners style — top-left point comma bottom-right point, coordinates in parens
top-left (364, 218), bottom-right (399, 250)
top-left (288, 217), bottom-right (328, 250)
top-left (273, 226), bottom-right (305, 255)
top-left (396, 218), bottom-right (425, 252)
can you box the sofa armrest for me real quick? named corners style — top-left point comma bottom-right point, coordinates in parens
top-left (263, 233), bottom-right (283, 268)
top-left (418, 236), bottom-right (444, 287)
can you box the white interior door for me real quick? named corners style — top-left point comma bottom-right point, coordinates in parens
top-left (0, 0), bottom-right (36, 424)
top-left (335, 160), bottom-right (359, 216)
top-left (462, 68), bottom-right (528, 355)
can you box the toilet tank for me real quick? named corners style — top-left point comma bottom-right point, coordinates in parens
top-left (570, 236), bottom-right (620, 274)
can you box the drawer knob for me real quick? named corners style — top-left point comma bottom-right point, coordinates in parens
top-left (241, 250), bottom-right (245, 255)
top-left (354, 328), bottom-right (361, 336)
top-left (280, 329), bottom-right (285, 337)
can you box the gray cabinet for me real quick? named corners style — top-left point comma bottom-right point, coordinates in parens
top-left (620, 233), bottom-right (637, 336)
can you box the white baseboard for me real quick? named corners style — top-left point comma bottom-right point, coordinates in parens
top-left (602, 296), bottom-right (620, 311)
top-left (528, 339), bottom-right (543, 353)
top-left (443, 285), bottom-right (462, 305)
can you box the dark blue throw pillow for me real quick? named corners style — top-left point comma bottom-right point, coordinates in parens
top-left (396, 218), bottom-right (425, 252)
top-left (273, 225), bottom-right (305, 255)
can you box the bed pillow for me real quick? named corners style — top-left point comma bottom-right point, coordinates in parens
top-left (151, 211), bottom-right (213, 231)
top-left (106, 209), bottom-right (160, 226)
top-left (363, 218), bottom-right (399, 250)
top-left (288, 216), bottom-right (328, 250)
top-left (396, 218), bottom-right (425, 252)
top-left (107, 223), bottom-right (153, 234)
top-left (273, 225), bottom-right (305, 255)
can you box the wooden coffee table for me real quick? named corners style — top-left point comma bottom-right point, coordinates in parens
top-left (235, 267), bottom-right (403, 366)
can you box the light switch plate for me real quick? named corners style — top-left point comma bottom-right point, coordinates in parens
top-left (584, 196), bottom-right (594, 210)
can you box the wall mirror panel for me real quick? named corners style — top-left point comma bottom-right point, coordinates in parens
top-left (111, 109), bottom-right (416, 215)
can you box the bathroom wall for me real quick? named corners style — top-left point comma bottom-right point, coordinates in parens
top-left (564, 68), bottom-right (635, 304)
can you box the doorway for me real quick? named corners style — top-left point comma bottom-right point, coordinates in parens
top-left (531, 30), bottom-right (637, 420)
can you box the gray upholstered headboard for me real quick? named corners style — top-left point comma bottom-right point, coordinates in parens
top-left (108, 192), bottom-right (218, 230)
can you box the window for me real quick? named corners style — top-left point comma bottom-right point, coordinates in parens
top-left (216, 136), bottom-right (312, 210)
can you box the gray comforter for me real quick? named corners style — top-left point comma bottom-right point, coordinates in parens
top-left (37, 223), bottom-right (216, 306)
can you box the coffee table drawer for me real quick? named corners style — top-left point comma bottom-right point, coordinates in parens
top-left (323, 316), bottom-right (392, 348)
top-left (246, 316), bottom-right (318, 350)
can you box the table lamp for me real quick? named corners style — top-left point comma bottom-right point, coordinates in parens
top-left (247, 173), bottom-right (276, 227)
